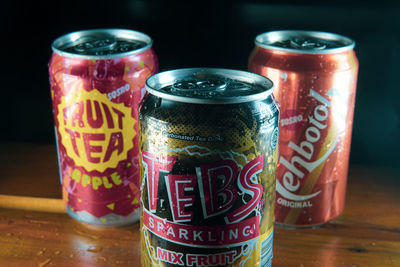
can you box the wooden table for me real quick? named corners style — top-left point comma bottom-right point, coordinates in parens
top-left (0, 142), bottom-right (399, 267)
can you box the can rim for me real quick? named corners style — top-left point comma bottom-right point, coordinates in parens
top-left (145, 68), bottom-right (274, 104)
top-left (255, 30), bottom-right (355, 54)
top-left (51, 28), bottom-right (153, 59)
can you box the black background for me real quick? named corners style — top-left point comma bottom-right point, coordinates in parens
top-left (1, 0), bottom-right (399, 169)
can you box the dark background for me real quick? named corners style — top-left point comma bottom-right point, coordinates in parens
top-left (1, 0), bottom-right (399, 169)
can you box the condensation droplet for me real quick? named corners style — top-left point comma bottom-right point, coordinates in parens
top-left (87, 246), bottom-right (103, 253)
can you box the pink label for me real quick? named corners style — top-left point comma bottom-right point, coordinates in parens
top-left (49, 50), bottom-right (158, 222)
top-left (280, 109), bottom-right (304, 131)
top-left (143, 209), bottom-right (260, 247)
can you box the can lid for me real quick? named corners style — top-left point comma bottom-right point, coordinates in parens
top-left (145, 68), bottom-right (274, 104)
top-left (51, 29), bottom-right (153, 59)
top-left (255, 30), bottom-right (355, 54)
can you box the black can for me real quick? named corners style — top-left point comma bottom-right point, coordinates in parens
top-left (139, 68), bottom-right (279, 267)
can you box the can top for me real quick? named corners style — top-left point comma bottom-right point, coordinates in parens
top-left (255, 30), bottom-right (355, 54)
top-left (145, 68), bottom-right (274, 104)
top-left (51, 28), bottom-right (153, 59)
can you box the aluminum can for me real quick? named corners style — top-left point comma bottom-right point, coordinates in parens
top-left (48, 29), bottom-right (158, 226)
top-left (139, 68), bottom-right (279, 267)
top-left (249, 30), bottom-right (358, 228)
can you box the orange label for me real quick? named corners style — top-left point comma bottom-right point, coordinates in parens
top-left (57, 89), bottom-right (135, 172)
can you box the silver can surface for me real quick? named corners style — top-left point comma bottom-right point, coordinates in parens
top-left (139, 68), bottom-right (279, 266)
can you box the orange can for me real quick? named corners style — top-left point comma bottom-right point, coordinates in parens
top-left (249, 30), bottom-right (359, 227)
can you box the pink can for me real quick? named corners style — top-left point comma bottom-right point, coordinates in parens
top-left (48, 29), bottom-right (158, 226)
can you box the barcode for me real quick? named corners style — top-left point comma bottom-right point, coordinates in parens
top-left (260, 229), bottom-right (273, 267)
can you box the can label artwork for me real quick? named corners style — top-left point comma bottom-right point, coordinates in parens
top-left (249, 30), bottom-right (358, 227)
top-left (275, 88), bottom-right (351, 225)
top-left (140, 121), bottom-right (277, 267)
top-left (139, 68), bottom-right (279, 266)
top-left (48, 29), bottom-right (158, 225)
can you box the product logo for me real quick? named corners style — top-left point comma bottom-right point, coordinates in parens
top-left (280, 109), bottom-right (304, 131)
top-left (142, 151), bottom-right (263, 225)
top-left (271, 127), bottom-right (279, 150)
top-left (57, 89), bottom-right (135, 172)
top-left (276, 89), bottom-right (338, 202)
top-left (141, 150), bottom-right (264, 247)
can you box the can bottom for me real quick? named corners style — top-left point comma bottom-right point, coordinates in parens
top-left (66, 205), bottom-right (140, 227)
top-left (274, 222), bottom-right (325, 229)
top-left (274, 216), bottom-right (342, 229)
top-left (274, 211), bottom-right (344, 229)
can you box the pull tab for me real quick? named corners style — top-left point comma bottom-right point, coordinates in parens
top-left (290, 38), bottom-right (327, 50)
top-left (74, 38), bottom-right (118, 54)
top-left (166, 79), bottom-right (253, 98)
top-left (170, 80), bottom-right (227, 97)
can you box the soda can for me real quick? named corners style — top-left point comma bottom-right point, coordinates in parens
top-left (48, 29), bottom-right (158, 226)
top-left (139, 68), bottom-right (279, 267)
top-left (249, 30), bottom-right (359, 228)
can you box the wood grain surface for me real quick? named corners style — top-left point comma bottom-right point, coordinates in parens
top-left (0, 142), bottom-right (399, 267)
